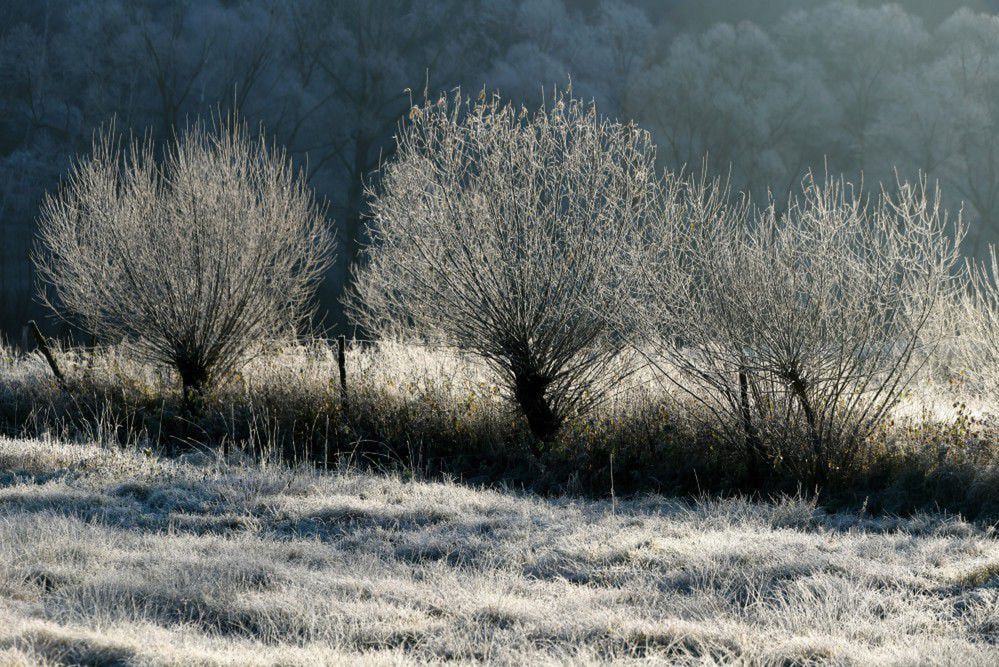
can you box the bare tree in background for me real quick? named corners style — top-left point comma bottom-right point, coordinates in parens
top-left (629, 175), bottom-right (964, 485)
top-left (288, 0), bottom-right (482, 297)
top-left (34, 118), bottom-right (333, 406)
top-left (933, 10), bottom-right (999, 253)
top-left (636, 21), bottom-right (830, 203)
top-left (349, 90), bottom-right (657, 446)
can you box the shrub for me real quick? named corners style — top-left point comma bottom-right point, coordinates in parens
top-left (348, 90), bottom-right (657, 447)
top-left (629, 175), bottom-right (965, 485)
top-left (34, 118), bottom-right (333, 406)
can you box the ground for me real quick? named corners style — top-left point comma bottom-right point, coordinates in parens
top-left (1, 436), bottom-right (998, 665)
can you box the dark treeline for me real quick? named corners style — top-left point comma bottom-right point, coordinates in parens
top-left (2, 0), bottom-right (999, 338)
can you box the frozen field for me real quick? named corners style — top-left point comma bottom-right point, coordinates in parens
top-left (1, 436), bottom-right (998, 665)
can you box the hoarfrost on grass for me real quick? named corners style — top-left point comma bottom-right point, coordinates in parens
top-left (1, 436), bottom-right (999, 665)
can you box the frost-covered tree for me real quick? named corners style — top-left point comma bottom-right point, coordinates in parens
top-left (484, 0), bottom-right (654, 114)
top-left (629, 176), bottom-right (964, 484)
top-left (6, 0), bottom-right (999, 341)
top-left (350, 91), bottom-right (657, 445)
top-left (34, 119), bottom-right (333, 405)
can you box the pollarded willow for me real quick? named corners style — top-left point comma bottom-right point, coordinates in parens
top-left (35, 118), bottom-right (333, 406)
top-left (349, 90), bottom-right (660, 446)
top-left (627, 175), bottom-right (964, 484)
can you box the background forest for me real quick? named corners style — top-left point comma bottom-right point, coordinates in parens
top-left (3, 0), bottom-right (999, 336)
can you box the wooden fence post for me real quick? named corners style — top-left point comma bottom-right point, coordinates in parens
top-left (337, 334), bottom-right (348, 415)
top-left (27, 320), bottom-right (65, 387)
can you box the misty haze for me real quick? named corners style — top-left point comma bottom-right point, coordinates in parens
top-left (4, 1), bottom-right (999, 664)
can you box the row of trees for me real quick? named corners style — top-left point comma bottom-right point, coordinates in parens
top-left (6, 0), bottom-right (999, 332)
top-left (36, 92), bottom-right (976, 485)
top-left (352, 92), bottom-right (967, 483)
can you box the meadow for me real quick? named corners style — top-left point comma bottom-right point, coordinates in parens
top-left (3, 435), bottom-right (999, 665)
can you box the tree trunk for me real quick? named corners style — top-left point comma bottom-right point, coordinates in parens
top-left (513, 369), bottom-right (560, 449)
top-left (789, 374), bottom-right (826, 486)
top-left (177, 361), bottom-right (210, 414)
top-left (343, 139), bottom-right (370, 277)
top-left (739, 369), bottom-right (767, 487)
